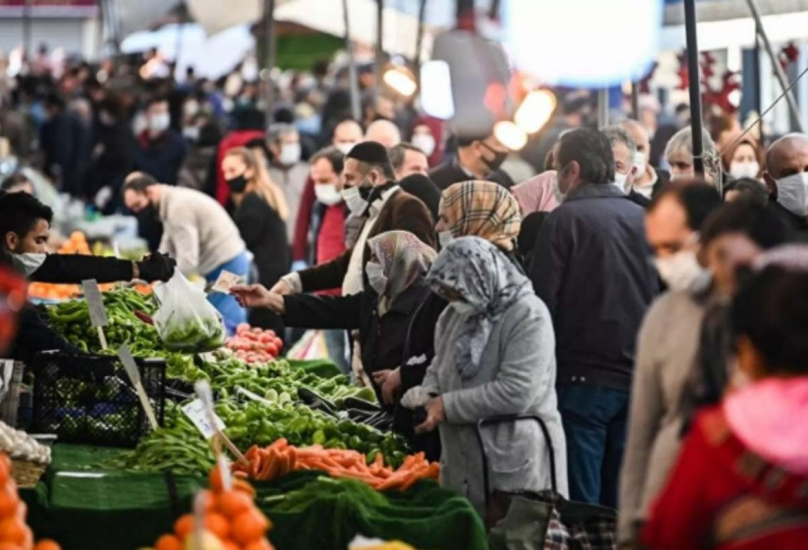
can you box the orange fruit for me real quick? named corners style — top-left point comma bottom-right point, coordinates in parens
top-left (208, 467), bottom-right (224, 494)
top-left (231, 509), bottom-right (269, 545)
top-left (0, 490), bottom-right (18, 518)
top-left (215, 491), bottom-right (251, 519)
top-left (173, 514), bottom-right (194, 539)
top-left (221, 541), bottom-right (240, 550)
top-left (203, 513), bottom-right (230, 540)
top-left (15, 502), bottom-right (25, 521)
top-left (245, 540), bottom-right (274, 550)
top-left (0, 542), bottom-right (22, 550)
top-left (0, 517), bottom-right (26, 544)
top-left (32, 542), bottom-right (60, 550)
top-left (233, 479), bottom-right (256, 499)
top-left (197, 490), bottom-right (215, 513)
top-left (154, 534), bottom-right (182, 550)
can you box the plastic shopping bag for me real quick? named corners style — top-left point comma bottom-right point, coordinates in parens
top-left (153, 270), bottom-right (226, 352)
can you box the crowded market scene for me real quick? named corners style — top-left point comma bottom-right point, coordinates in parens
top-left (1, 0), bottom-right (808, 548)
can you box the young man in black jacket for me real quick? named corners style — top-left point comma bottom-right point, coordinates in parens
top-left (428, 131), bottom-right (515, 190)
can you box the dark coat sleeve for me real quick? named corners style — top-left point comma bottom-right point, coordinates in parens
top-left (282, 292), bottom-right (364, 330)
top-left (7, 305), bottom-right (77, 363)
top-left (297, 249), bottom-right (353, 293)
top-left (31, 255), bottom-right (134, 284)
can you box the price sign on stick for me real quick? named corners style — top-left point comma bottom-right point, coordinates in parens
top-left (182, 399), bottom-right (226, 439)
top-left (117, 345), bottom-right (159, 430)
top-left (82, 279), bottom-right (109, 349)
top-left (194, 380), bottom-right (248, 464)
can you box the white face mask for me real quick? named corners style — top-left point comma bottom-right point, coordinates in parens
top-left (654, 249), bottom-right (706, 292)
top-left (11, 252), bottom-right (47, 277)
top-left (775, 172), bottom-right (808, 217)
top-left (729, 161), bottom-right (760, 180)
top-left (148, 112), bottom-right (170, 134)
top-left (315, 183), bottom-right (342, 206)
top-left (279, 142), bottom-right (301, 166)
top-left (182, 126), bottom-right (200, 142)
top-left (634, 152), bottom-right (647, 177)
top-left (365, 261), bottom-right (387, 295)
top-left (613, 172), bottom-right (628, 192)
top-left (335, 142), bottom-right (357, 155)
top-left (451, 300), bottom-right (477, 316)
top-left (412, 134), bottom-right (436, 157)
top-left (341, 186), bottom-right (369, 215)
top-left (438, 230), bottom-right (453, 249)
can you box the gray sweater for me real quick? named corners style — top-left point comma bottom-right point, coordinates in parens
top-left (422, 295), bottom-right (568, 514)
top-left (157, 185), bottom-right (246, 276)
top-left (618, 290), bottom-right (707, 543)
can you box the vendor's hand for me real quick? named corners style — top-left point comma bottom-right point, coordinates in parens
top-left (270, 279), bottom-right (292, 296)
top-left (231, 284), bottom-right (286, 313)
top-left (136, 252), bottom-right (176, 282)
top-left (373, 368), bottom-right (402, 405)
top-left (415, 396), bottom-right (445, 434)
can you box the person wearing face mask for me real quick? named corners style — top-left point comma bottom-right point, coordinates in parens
top-left (722, 137), bottom-right (763, 182)
top-left (231, 230), bottom-right (436, 413)
top-left (663, 127), bottom-right (720, 188)
top-left (399, 237), bottom-right (568, 515)
top-left (331, 119), bottom-right (364, 155)
top-left (221, 148), bottom-right (290, 334)
top-left (603, 126), bottom-right (653, 208)
top-left (39, 92), bottom-right (90, 198)
top-left (0, 191), bottom-right (174, 294)
top-left (85, 93), bottom-right (137, 214)
top-left (389, 143), bottom-right (430, 180)
top-left (763, 133), bottom-right (808, 240)
top-left (619, 194), bottom-right (784, 547)
top-left (306, 147), bottom-right (348, 271)
top-left (643, 257), bottom-right (808, 550)
top-left (178, 120), bottom-right (223, 195)
top-left (411, 118), bottom-right (443, 167)
top-left (429, 132), bottom-right (515, 191)
top-left (530, 128), bottom-right (659, 508)
top-left (135, 96), bottom-right (187, 186)
top-left (270, 141), bottom-right (436, 299)
top-left (266, 123), bottom-right (309, 244)
top-left (122, 172), bottom-right (248, 333)
top-left (619, 119), bottom-right (670, 201)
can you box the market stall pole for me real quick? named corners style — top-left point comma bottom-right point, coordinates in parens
top-left (375, 0), bottom-right (384, 97)
top-left (263, 0), bottom-right (277, 120)
top-left (683, 0), bottom-right (705, 177)
top-left (597, 88), bottom-right (609, 129)
top-left (745, 0), bottom-right (805, 133)
top-left (342, 0), bottom-right (361, 122)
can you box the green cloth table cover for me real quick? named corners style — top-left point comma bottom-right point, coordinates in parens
top-left (20, 445), bottom-right (487, 550)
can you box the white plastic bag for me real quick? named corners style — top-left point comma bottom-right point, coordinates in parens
top-left (153, 271), bottom-right (225, 352)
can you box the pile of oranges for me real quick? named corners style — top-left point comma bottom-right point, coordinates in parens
top-left (28, 232), bottom-right (112, 301)
top-left (153, 466), bottom-right (275, 550)
top-left (0, 454), bottom-right (61, 550)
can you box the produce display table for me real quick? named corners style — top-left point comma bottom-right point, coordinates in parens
top-left (19, 445), bottom-right (487, 550)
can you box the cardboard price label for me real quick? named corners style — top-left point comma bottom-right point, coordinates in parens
top-left (182, 398), bottom-right (226, 440)
top-left (81, 279), bottom-right (108, 327)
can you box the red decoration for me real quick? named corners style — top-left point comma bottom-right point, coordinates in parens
top-left (675, 49), bottom-right (741, 114)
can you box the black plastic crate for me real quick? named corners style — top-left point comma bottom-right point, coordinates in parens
top-left (30, 351), bottom-right (166, 447)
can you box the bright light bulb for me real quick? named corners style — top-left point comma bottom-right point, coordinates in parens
top-left (494, 121), bottom-right (528, 151)
top-left (384, 67), bottom-right (417, 97)
top-left (514, 89), bottom-right (556, 134)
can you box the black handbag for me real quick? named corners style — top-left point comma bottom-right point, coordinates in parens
top-left (475, 415), bottom-right (618, 550)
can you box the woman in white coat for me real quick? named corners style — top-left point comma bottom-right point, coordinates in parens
top-left (403, 236), bottom-right (567, 515)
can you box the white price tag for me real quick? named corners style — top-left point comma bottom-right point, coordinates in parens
top-left (209, 270), bottom-right (244, 294)
top-left (197, 352), bottom-right (217, 364)
top-left (117, 345), bottom-right (159, 430)
top-left (81, 279), bottom-right (108, 328)
top-left (182, 398), bottom-right (226, 440)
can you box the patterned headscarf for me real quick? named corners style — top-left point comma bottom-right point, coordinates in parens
top-left (427, 237), bottom-right (535, 379)
top-left (367, 231), bottom-right (437, 315)
top-left (439, 180), bottom-right (522, 251)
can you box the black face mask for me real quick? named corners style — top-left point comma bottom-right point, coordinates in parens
top-left (481, 143), bottom-right (508, 171)
top-left (226, 174), bottom-right (249, 194)
top-left (135, 202), bottom-right (158, 221)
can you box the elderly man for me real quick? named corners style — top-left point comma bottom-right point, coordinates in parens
top-left (267, 123), bottom-right (309, 243)
top-left (389, 143), bottom-right (429, 180)
top-left (364, 119), bottom-right (401, 148)
top-left (530, 128), bottom-right (659, 508)
top-left (619, 119), bottom-right (669, 199)
top-left (603, 126), bottom-right (652, 208)
top-left (332, 119), bottom-right (364, 154)
top-left (429, 130), bottom-right (515, 190)
top-left (763, 133), bottom-right (808, 240)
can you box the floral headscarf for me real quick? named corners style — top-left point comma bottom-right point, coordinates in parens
top-left (427, 236), bottom-right (534, 379)
top-left (367, 231), bottom-right (437, 315)
top-left (439, 180), bottom-right (522, 251)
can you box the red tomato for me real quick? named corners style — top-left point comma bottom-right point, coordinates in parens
top-left (265, 330), bottom-right (276, 338)
top-left (259, 333), bottom-right (274, 344)
top-left (274, 338), bottom-right (283, 351)
top-left (251, 327), bottom-right (262, 334)
top-left (265, 343), bottom-right (278, 357)
top-left (236, 323), bottom-right (251, 334)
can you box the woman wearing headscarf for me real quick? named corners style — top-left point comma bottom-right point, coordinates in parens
top-left (231, 230), bottom-right (436, 405)
top-left (401, 237), bottom-right (568, 515)
top-left (436, 180), bottom-right (523, 266)
top-left (398, 173), bottom-right (441, 223)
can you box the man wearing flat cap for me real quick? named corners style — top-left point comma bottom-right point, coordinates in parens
top-left (272, 141), bottom-right (436, 297)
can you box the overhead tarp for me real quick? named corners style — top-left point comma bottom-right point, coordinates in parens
top-left (186, 0), bottom-right (432, 59)
top-left (661, 0), bottom-right (808, 50)
top-left (116, 0), bottom-right (182, 43)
